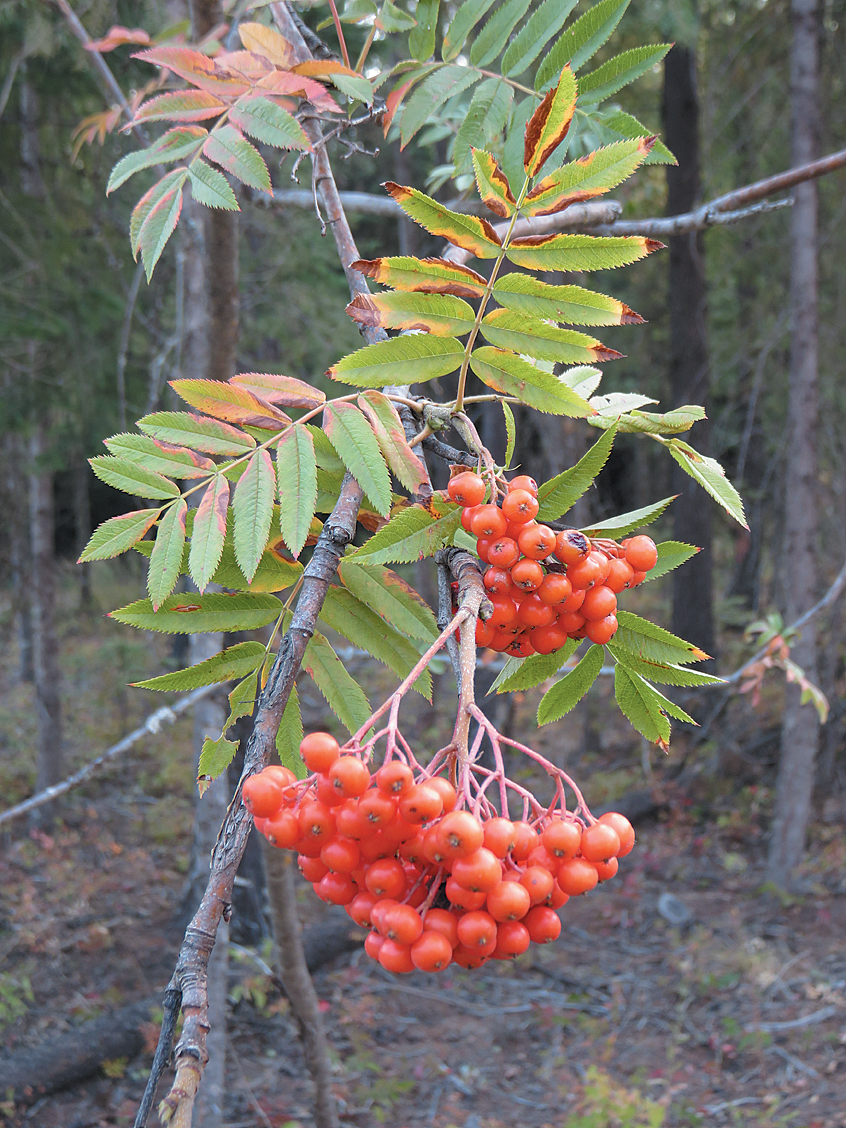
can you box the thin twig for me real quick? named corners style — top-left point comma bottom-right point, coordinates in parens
top-left (116, 260), bottom-right (145, 431)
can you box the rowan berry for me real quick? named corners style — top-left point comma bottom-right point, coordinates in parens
top-left (452, 847), bottom-right (503, 892)
top-left (263, 809), bottom-right (300, 849)
top-left (518, 523), bottom-right (556, 560)
top-left (557, 856), bottom-right (599, 895)
top-left (585, 613), bottom-right (618, 644)
top-left (502, 489), bottom-right (539, 524)
top-left (559, 587), bottom-right (586, 612)
top-left (422, 826), bottom-right (449, 865)
top-left (508, 475), bottom-right (539, 497)
top-left (470, 504), bottom-right (507, 538)
top-left (492, 920), bottom-right (531, 958)
top-left (320, 836), bottom-right (361, 874)
top-left (488, 537), bottom-right (520, 568)
top-left (597, 811), bottom-right (635, 856)
top-left (489, 629), bottom-right (517, 652)
top-left (298, 800), bottom-right (336, 843)
top-left (300, 731), bottom-right (340, 773)
top-left (370, 898), bottom-right (401, 932)
top-left (263, 765), bottom-right (298, 801)
top-left (520, 865), bottom-right (555, 904)
top-left (461, 505), bottom-right (479, 532)
top-left (581, 585), bottom-right (617, 621)
top-left (422, 908), bottom-right (460, 949)
top-left (375, 761), bottom-right (414, 796)
top-left (505, 634), bottom-right (535, 657)
top-left (476, 618), bottom-right (496, 647)
top-left (328, 756), bottom-right (371, 798)
top-left (448, 472), bottom-right (486, 507)
top-left (315, 773), bottom-right (346, 807)
top-left (487, 880), bottom-right (531, 922)
top-left (483, 816), bottom-right (516, 858)
top-left (554, 529), bottom-right (590, 565)
top-left (524, 905), bottom-right (562, 944)
top-left (545, 884), bottom-right (570, 910)
top-left (315, 872), bottom-right (356, 905)
top-left (606, 557), bottom-right (635, 592)
top-left (378, 938), bottom-right (415, 973)
top-left (358, 790), bottom-right (397, 828)
top-left (510, 558), bottom-right (545, 591)
top-left (365, 857), bottom-right (407, 899)
top-left (511, 821), bottom-right (539, 860)
top-left (437, 810), bottom-right (484, 859)
top-left (298, 855), bottom-right (329, 883)
top-left (445, 877), bottom-right (487, 910)
top-left (347, 890), bottom-right (378, 927)
top-left (629, 570), bottom-right (647, 587)
top-left (558, 610), bottom-right (586, 634)
top-left (531, 622), bottom-right (569, 654)
top-left (589, 550), bottom-right (612, 584)
top-left (411, 930), bottom-right (453, 972)
top-left (625, 535), bottom-right (658, 572)
top-left (399, 783), bottom-right (443, 824)
top-left (382, 903), bottom-right (424, 945)
top-left (364, 930), bottom-right (385, 960)
top-left (542, 819), bottom-right (582, 860)
top-left (486, 592), bottom-right (518, 626)
top-left (580, 822), bottom-right (622, 862)
top-left (242, 773), bottom-right (284, 819)
top-left (516, 594), bottom-right (556, 627)
top-left (566, 554), bottom-right (602, 590)
top-left (593, 856), bottom-right (619, 882)
top-left (335, 800), bottom-right (371, 840)
top-left (426, 776), bottom-right (457, 813)
top-left (451, 944), bottom-right (490, 969)
top-left (359, 831), bottom-right (396, 862)
top-left (457, 910), bottom-right (498, 953)
top-left (483, 566), bottom-right (512, 593)
top-left (537, 572), bottom-right (573, 605)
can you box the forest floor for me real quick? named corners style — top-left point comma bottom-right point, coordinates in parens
top-left (2, 564), bottom-right (846, 1128)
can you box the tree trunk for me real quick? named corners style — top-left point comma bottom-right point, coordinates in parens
top-left (662, 45), bottom-right (715, 658)
top-left (29, 421), bottom-right (63, 827)
top-left (5, 430), bottom-right (34, 683)
top-left (767, 0), bottom-right (821, 890)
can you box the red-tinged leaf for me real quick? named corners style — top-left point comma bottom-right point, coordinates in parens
top-left (188, 159), bottom-right (239, 211)
top-left (352, 256), bottom-right (487, 299)
top-left (170, 378), bottom-right (290, 429)
top-left (523, 137), bottom-right (655, 217)
top-left (480, 308), bottom-right (622, 364)
top-left (133, 47), bottom-right (251, 96)
top-left (137, 171), bottom-right (186, 279)
top-left (230, 372), bottom-right (325, 410)
top-left (234, 450), bottom-right (276, 581)
top-left (107, 128), bottom-right (205, 194)
top-left (133, 90), bottom-right (226, 125)
top-left (257, 69), bottom-right (339, 112)
top-left (323, 402), bottom-right (391, 518)
top-left (148, 498), bottom-right (188, 609)
top-left (87, 25), bottom-right (151, 52)
top-left (79, 508), bottom-right (159, 562)
top-left (382, 74), bottom-right (421, 137)
top-left (524, 65), bottom-right (578, 176)
top-left (276, 425), bottom-right (317, 558)
top-left (214, 50), bottom-right (274, 81)
top-left (189, 476), bottom-right (230, 591)
top-left (358, 391), bottom-right (429, 495)
top-left (338, 560), bottom-right (438, 642)
top-left (229, 96), bottom-right (311, 152)
top-left (346, 292), bottom-right (476, 336)
top-left (471, 148), bottom-right (516, 218)
top-left (507, 233), bottom-right (664, 273)
top-left (138, 411), bottom-right (256, 456)
top-left (104, 433), bottom-right (217, 478)
top-left (493, 274), bottom-right (644, 326)
top-left (130, 169), bottom-right (185, 258)
top-left (383, 182), bottom-right (502, 258)
top-left (238, 22), bottom-right (297, 68)
top-left (203, 124), bottom-right (271, 191)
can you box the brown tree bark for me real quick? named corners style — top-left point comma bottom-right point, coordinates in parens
top-left (767, 0), bottom-right (821, 889)
top-left (662, 45), bottom-right (715, 658)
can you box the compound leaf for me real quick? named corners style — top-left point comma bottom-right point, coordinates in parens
top-left (276, 424), bottom-right (317, 558)
top-left (613, 610), bottom-right (711, 665)
top-left (470, 0), bottom-right (531, 67)
top-left (535, 0), bottom-right (630, 89)
top-left (358, 391), bottom-right (429, 494)
top-left (502, 0), bottom-right (577, 76)
top-left (148, 498), bottom-right (187, 609)
top-left (399, 64), bottom-right (480, 146)
top-left (323, 402), bottom-right (391, 518)
top-left (188, 158), bottom-right (239, 210)
top-left (230, 95), bottom-right (311, 150)
top-left (537, 644), bottom-right (604, 724)
top-left (480, 308), bottom-right (621, 365)
top-left (471, 147), bottom-right (516, 217)
top-left (79, 508), bottom-right (158, 562)
top-left (276, 685), bottom-right (307, 778)
top-left (353, 503), bottom-right (461, 564)
top-left (641, 540), bottom-right (699, 583)
top-left (507, 232), bottom-right (663, 273)
top-left (133, 641), bottom-right (266, 690)
top-left (346, 292), bottom-right (476, 337)
top-left (523, 136), bottom-right (654, 216)
top-left (577, 44), bottom-right (671, 106)
top-left (665, 438), bottom-right (748, 528)
top-left (203, 124), bottom-right (271, 191)
top-left (233, 449), bottom-right (276, 581)
top-left (110, 592), bottom-right (283, 633)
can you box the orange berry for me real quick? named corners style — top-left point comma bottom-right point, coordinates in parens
top-left (517, 524), bottom-right (556, 560)
top-left (542, 819), bottom-right (582, 860)
top-left (597, 811), bottom-right (635, 856)
top-left (486, 880), bottom-right (531, 922)
top-left (263, 809), bottom-right (300, 849)
top-left (437, 810), bottom-right (484, 859)
top-left (364, 930), bottom-right (385, 960)
top-left (378, 938), bottom-right (415, 973)
top-left (461, 505), bottom-right (479, 532)
top-left (242, 772), bottom-right (285, 819)
top-left (531, 622), bottom-right (569, 654)
top-left (399, 784), bottom-right (443, 824)
top-left (411, 930), bottom-right (453, 972)
top-left (358, 790), bottom-right (397, 828)
top-left (580, 822), bottom-right (622, 862)
top-left (347, 890), bottom-right (378, 927)
top-left (510, 558), bottom-right (545, 591)
top-left (625, 535), bottom-right (658, 572)
top-left (445, 876), bottom-right (487, 910)
top-left (320, 836), bottom-right (361, 873)
top-left (448, 472), bottom-right (486, 507)
top-left (488, 536), bottom-right (520, 567)
top-left (451, 847), bottom-right (503, 892)
top-left (606, 557), bottom-right (635, 593)
top-left (492, 919), bottom-right (531, 958)
top-left (365, 857), bottom-right (407, 899)
top-left (426, 776), bottom-right (458, 813)
top-left (315, 871), bottom-right (356, 905)
top-left (475, 618), bottom-right (496, 647)
top-left (456, 910), bottom-right (498, 953)
top-left (482, 817), bottom-right (516, 858)
top-left (554, 529), bottom-right (589, 565)
top-left (593, 856), bottom-right (619, 882)
top-left (511, 821), bottom-right (539, 861)
top-left (484, 565), bottom-right (513, 593)
top-left (557, 856), bottom-right (599, 895)
top-left (375, 761), bottom-right (414, 796)
top-left (382, 903), bottom-right (424, 945)
top-left (505, 634), bottom-right (535, 658)
top-left (524, 905), bottom-right (562, 944)
top-left (300, 732), bottom-right (341, 773)
top-left (422, 908), bottom-right (460, 949)
top-left (537, 572), bottom-right (573, 605)
top-left (520, 865), bottom-right (555, 905)
top-left (501, 489), bottom-right (539, 524)
top-left (508, 475), bottom-right (539, 496)
top-left (581, 585), bottom-right (617, 621)
top-left (585, 613), bottom-right (617, 644)
top-left (470, 504), bottom-right (507, 538)
top-left (298, 854), bottom-right (329, 882)
top-left (328, 755), bottom-right (371, 798)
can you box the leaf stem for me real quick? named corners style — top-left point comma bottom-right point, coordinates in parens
top-left (475, 67), bottom-right (539, 99)
top-left (452, 174), bottom-right (532, 414)
top-left (327, 0), bottom-right (351, 68)
top-left (355, 24), bottom-right (376, 73)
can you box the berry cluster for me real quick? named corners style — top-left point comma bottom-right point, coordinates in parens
top-left (243, 732), bottom-right (634, 974)
top-left (447, 471), bottom-right (659, 657)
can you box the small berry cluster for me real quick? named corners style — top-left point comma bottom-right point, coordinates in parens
top-left (243, 732), bottom-right (634, 974)
top-left (447, 471), bottom-right (659, 657)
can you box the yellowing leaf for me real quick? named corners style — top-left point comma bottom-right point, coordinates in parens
top-left (138, 411), bottom-right (256, 456)
top-left (238, 22), bottom-right (297, 67)
top-left (133, 47), bottom-right (251, 96)
top-left (352, 256), bottom-right (487, 299)
top-left (481, 308), bottom-right (622, 364)
top-left (328, 334), bottom-right (464, 388)
top-left (470, 347), bottom-right (596, 416)
top-left (384, 182), bottom-right (502, 258)
top-left (170, 378), bottom-right (289, 429)
top-left (523, 65), bottom-right (577, 176)
top-left (523, 136), bottom-right (654, 216)
top-left (493, 274), bottom-right (644, 326)
top-left (346, 292), bottom-right (476, 336)
top-left (507, 232), bottom-right (663, 272)
top-left (471, 149), bottom-right (516, 217)
top-left (358, 391), bottom-right (429, 494)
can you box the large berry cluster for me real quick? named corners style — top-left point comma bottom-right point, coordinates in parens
top-left (243, 732), bottom-right (634, 974)
top-left (447, 471), bottom-right (658, 657)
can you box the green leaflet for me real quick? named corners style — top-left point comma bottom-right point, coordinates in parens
top-left (148, 498), bottom-right (187, 610)
top-left (233, 449), bottom-right (276, 582)
top-left (323, 402), bottom-right (391, 519)
top-left (408, 0), bottom-right (440, 61)
top-left (358, 391), bottom-right (429, 495)
top-left (491, 640), bottom-right (580, 693)
top-left (507, 233), bottom-right (662, 273)
top-left (535, 0), bottom-right (630, 89)
top-left (107, 127), bottom-right (206, 194)
top-left (536, 424), bottom-right (616, 520)
top-left (596, 110), bottom-right (675, 165)
top-left (189, 475), bottom-right (230, 591)
top-left (198, 734), bottom-right (239, 787)
top-left (606, 647), bottom-right (723, 688)
top-left (613, 663), bottom-right (694, 748)
top-left (137, 171), bottom-right (187, 280)
top-left (319, 587), bottom-right (432, 698)
top-left (563, 366), bottom-right (603, 398)
top-left (612, 611), bottom-right (711, 665)
top-left (276, 685), bottom-right (307, 779)
top-left (138, 411), bottom-right (256, 455)
top-left (442, 0), bottom-right (496, 60)
top-left (597, 405), bottom-right (707, 435)
top-left (492, 275), bottom-right (643, 327)
top-left (134, 89), bottom-right (226, 124)
top-left (346, 291), bottom-right (476, 336)
top-left (229, 96), bottom-right (311, 151)
top-left (400, 65), bottom-right (481, 147)
top-left (104, 433), bottom-right (216, 479)
top-left (304, 631), bottom-right (373, 735)
top-left (664, 438), bottom-right (748, 528)
top-left (133, 641), bottom-right (266, 690)
top-left (89, 455), bottom-right (181, 501)
top-left (110, 592), bottom-right (283, 634)
top-left (579, 496), bottom-right (675, 538)
top-left (501, 0), bottom-right (578, 76)
top-left (577, 44), bottom-right (672, 106)
top-left (454, 82), bottom-right (513, 176)
top-left (522, 138), bottom-right (652, 217)
top-left (327, 335), bottom-right (464, 388)
top-left (470, 0), bottom-right (532, 67)
top-left (480, 309), bottom-right (619, 365)
top-left (353, 504), bottom-right (462, 565)
top-left (276, 425), bottom-right (317, 558)
top-left (503, 400), bottom-right (516, 467)
top-left (228, 671), bottom-right (259, 725)
top-left (641, 541), bottom-right (699, 583)
top-left (212, 537), bottom-right (303, 593)
top-left (537, 644), bottom-right (605, 724)
top-left (339, 560), bottom-right (438, 642)
top-left (203, 124), bottom-right (271, 191)
top-left (384, 182), bottom-right (502, 258)
top-left (188, 159), bottom-right (239, 210)
top-left (79, 509), bottom-right (158, 562)
top-left (130, 170), bottom-right (185, 258)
